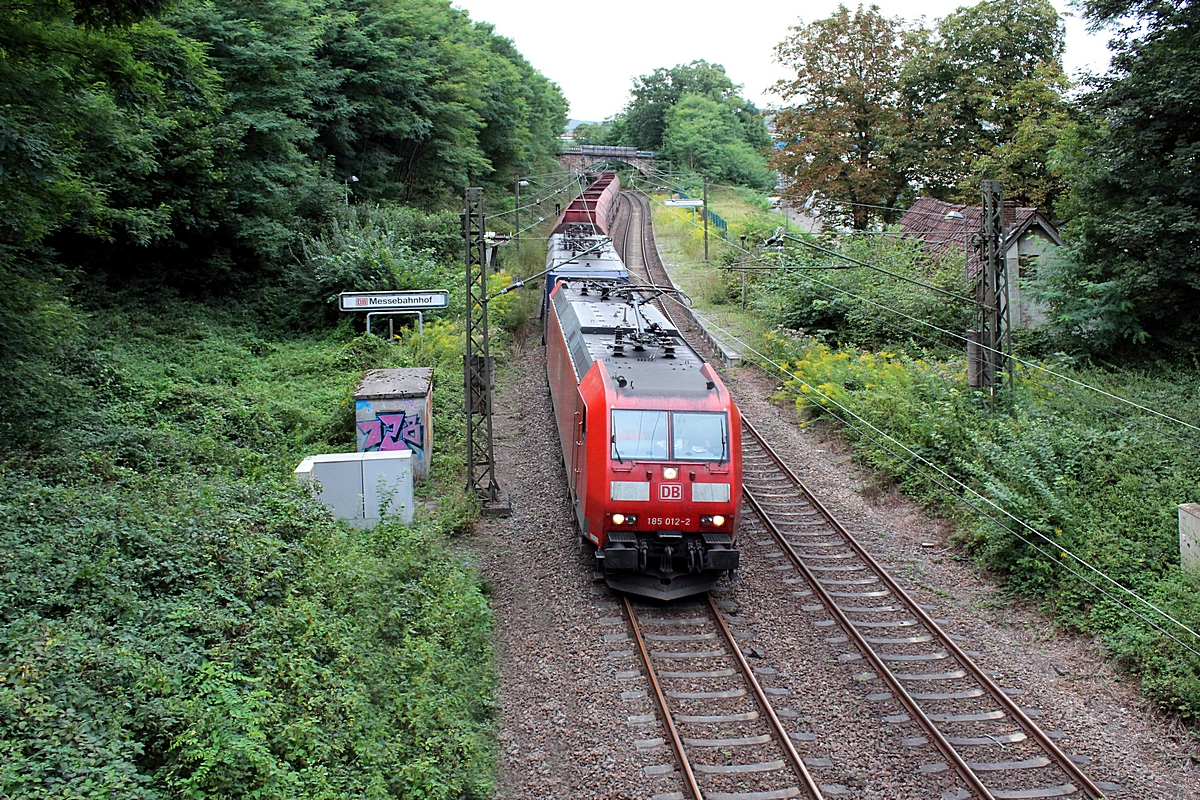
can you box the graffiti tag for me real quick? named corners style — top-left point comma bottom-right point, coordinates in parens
top-left (358, 411), bottom-right (424, 452)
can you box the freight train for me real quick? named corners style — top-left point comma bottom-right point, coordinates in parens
top-left (544, 174), bottom-right (742, 600)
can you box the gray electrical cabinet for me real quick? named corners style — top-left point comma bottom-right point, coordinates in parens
top-left (295, 450), bottom-right (414, 526)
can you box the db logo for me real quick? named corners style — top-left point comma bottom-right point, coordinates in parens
top-left (659, 483), bottom-right (683, 501)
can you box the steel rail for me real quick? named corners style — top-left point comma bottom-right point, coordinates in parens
top-left (705, 595), bottom-right (826, 800)
top-left (622, 594), bottom-right (704, 800)
top-left (741, 487), bottom-right (993, 799)
top-left (740, 416), bottom-right (1107, 800)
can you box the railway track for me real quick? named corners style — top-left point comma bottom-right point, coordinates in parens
top-left (622, 593), bottom-right (826, 800)
top-left (611, 189), bottom-right (1116, 799)
top-left (739, 418), bottom-right (1118, 800)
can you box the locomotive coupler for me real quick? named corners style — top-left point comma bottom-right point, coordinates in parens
top-left (660, 546), bottom-right (674, 575)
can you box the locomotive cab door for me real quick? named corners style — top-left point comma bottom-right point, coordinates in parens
top-left (571, 401), bottom-right (588, 537)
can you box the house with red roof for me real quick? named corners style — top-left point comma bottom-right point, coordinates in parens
top-left (898, 197), bottom-right (1063, 327)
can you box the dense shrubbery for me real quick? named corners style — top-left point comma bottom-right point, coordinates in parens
top-left (651, 189), bottom-right (1200, 720)
top-left (739, 233), bottom-right (976, 352)
top-left (0, 300), bottom-right (495, 797)
top-left (759, 328), bottom-right (1200, 719)
top-left (0, 0), bottom-right (566, 435)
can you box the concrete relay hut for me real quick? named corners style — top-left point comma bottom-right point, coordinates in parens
top-left (898, 197), bottom-right (1063, 327)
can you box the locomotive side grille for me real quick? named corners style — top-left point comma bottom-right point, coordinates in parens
top-left (610, 481), bottom-right (650, 501)
top-left (691, 483), bottom-right (731, 503)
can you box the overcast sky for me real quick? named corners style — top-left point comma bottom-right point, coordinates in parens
top-left (452, 0), bottom-right (1115, 123)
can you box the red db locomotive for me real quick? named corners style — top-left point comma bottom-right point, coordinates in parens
top-left (545, 279), bottom-right (742, 600)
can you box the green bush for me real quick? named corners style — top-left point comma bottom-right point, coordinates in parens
top-left (754, 233), bottom-right (976, 354)
top-left (761, 327), bottom-right (1200, 719)
top-left (291, 205), bottom-right (463, 327)
top-left (0, 300), bottom-right (495, 798)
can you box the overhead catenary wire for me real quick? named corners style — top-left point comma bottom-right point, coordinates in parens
top-left (637, 176), bottom-right (1200, 433)
top-left (636, 181), bottom-right (1200, 637)
top-left (657, 292), bottom-right (1200, 656)
top-left (486, 174), bottom-right (578, 221)
top-left (687, 206), bottom-right (1200, 436)
top-left (733, 253), bottom-right (1200, 451)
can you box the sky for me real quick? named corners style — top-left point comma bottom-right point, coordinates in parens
top-left (452, 0), bottom-right (1115, 123)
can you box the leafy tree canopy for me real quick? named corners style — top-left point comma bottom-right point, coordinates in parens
top-left (661, 94), bottom-right (773, 190)
top-left (902, 0), bottom-right (1071, 208)
top-left (1040, 0), bottom-right (1200, 351)
top-left (771, 4), bottom-right (920, 229)
top-left (612, 60), bottom-right (769, 155)
top-left (0, 0), bottom-right (567, 288)
top-left (0, 0), bottom-right (567, 439)
top-left (771, 1), bottom-right (1071, 228)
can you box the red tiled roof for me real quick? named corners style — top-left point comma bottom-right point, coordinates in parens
top-left (898, 197), bottom-right (1062, 279)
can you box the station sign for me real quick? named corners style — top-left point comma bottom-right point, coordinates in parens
top-left (664, 199), bottom-right (704, 208)
top-left (339, 290), bottom-right (449, 311)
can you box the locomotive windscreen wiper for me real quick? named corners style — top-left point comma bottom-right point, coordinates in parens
top-left (611, 434), bottom-right (626, 463)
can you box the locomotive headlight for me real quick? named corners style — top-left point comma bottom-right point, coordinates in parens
top-left (662, 467), bottom-right (678, 480)
top-left (612, 513), bottom-right (626, 525)
top-left (712, 515), bottom-right (726, 527)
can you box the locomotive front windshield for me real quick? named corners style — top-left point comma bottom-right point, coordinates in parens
top-left (611, 410), bottom-right (728, 462)
top-left (611, 410), bottom-right (668, 460)
top-left (672, 412), bottom-right (728, 462)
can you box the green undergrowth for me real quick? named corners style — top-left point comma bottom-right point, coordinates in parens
top-left (649, 202), bottom-right (1200, 726)
top-left (0, 298), bottom-right (495, 798)
top-left (762, 332), bottom-right (1200, 721)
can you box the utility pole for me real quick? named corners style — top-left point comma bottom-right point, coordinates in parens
top-left (702, 174), bottom-right (709, 262)
top-left (463, 187), bottom-right (508, 514)
top-left (979, 179), bottom-right (1011, 405)
top-left (740, 234), bottom-right (747, 310)
top-left (513, 175), bottom-right (521, 254)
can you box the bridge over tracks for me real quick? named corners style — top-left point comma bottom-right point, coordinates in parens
top-left (560, 146), bottom-right (656, 176)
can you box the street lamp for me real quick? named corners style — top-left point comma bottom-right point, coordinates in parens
top-left (343, 175), bottom-right (359, 206)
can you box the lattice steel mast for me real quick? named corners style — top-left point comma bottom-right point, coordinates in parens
top-left (979, 179), bottom-right (1012, 402)
top-left (463, 187), bottom-right (506, 511)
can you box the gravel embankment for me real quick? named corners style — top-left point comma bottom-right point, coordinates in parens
top-left (473, 329), bottom-right (1199, 799)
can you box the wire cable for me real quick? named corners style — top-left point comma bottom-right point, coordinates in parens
top-left (657, 291), bottom-right (1200, 651)
top-left (700, 225), bottom-right (1200, 436)
top-left (737, 264), bottom-right (1200, 451)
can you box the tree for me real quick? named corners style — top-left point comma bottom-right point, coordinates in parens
top-left (661, 95), bottom-right (773, 189)
top-left (902, 0), bottom-right (1070, 209)
top-left (614, 60), bottom-right (768, 157)
top-left (771, 4), bottom-right (921, 229)
top-left (1041, 0), bottom-right (1200, 351)
top-left (570, 122), bottom-right (611, 145)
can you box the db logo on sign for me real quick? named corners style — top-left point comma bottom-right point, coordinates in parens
top-left (659, 483), bottom-right (683, 501)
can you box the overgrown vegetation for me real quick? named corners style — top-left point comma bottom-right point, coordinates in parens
top-left (0, 297), bottom-right (498, 797)
top-left (771, 0), bottom-right (1200, 353)
top-left (0, 0), bottom-right (567, 440)
top-left (651, 195), bottom-right (1200, 724)
top-left (760, 329), bottom-right (1200, 720)
top-left (0, 1), bottom-right (571, 789)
